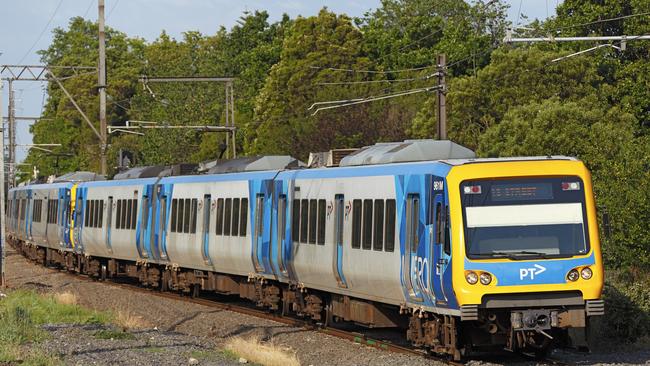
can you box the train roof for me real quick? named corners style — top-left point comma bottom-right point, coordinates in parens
top-left (441, 156), bottom-right (577, 166)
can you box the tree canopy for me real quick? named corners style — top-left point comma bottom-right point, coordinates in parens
top-left (21, 0), bottom-right (650, 269)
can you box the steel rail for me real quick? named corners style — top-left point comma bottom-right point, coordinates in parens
top-left (7, 243), bottom-right (464, 365)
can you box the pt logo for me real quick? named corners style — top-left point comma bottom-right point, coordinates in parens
top-left (519, 264), bottom-right (546, 280)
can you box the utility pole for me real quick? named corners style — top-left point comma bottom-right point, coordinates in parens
top-left (7, 79), bottom-right (15, 187)
top-left (98, 0), bottom-right (108, 175)
top-left (1, 81), bottom-right (6, 288)
top-left (436, 54), bottom-right (447, 140)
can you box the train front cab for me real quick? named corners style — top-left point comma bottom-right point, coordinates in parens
top-left (447, 159), bottom-right (604, 354)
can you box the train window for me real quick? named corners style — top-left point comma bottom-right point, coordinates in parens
top-left (84, 200), bottom-right (91, 227)
top-left (278, 195), bottom-right (287, 272)
top-left (32, 199), bottom-right (42, 223)
top-left (98, 200), bottom-right (104, 228)
top-left (215, 198), bottom-right (224, 235)
top-left (352, 199), bottom-right (361, 249)
top-left (107, 197), bottom-right (113, 234)
top-left (300, 199), bottom-right (308, 243)
top-left (309, 199), bottom-right (317, 244)
top-left (240, 198), bottom-right (248, 237)
top-left (190, 198), bottom-right (198, 233)
top-left (407, 194), bottom-right (420, 252)
top-left (317, 199), bottom-right (326, 245)
top-left (385, 199), bottom-right (396, 252)
top-left (224, 198), bottom-right (232, 235)
top-left (126, 200), bottom-right (133, 230)
top-left (158, 196), bottom-right (166, 236)
top-left (435, 201), bottom-right (443, 243)
top-left (183, 198), bottom-right (192, 233)
top-left (373, 199), bottom-right (384, 251)
top-left (292, 199), bottom-right (300, 242)
top-left (174, 199), bottom-right (181, 232)
top-left (443, 206), bottom-right (450, 255)
top-left (131, 199), bottom-right (138, 230)
top-left (116, 200), bottom-right (122, 230)
top-left (255, 194), bottom-right (264, 241)
top-left (91, 200), bottom-right (97, 227)
top-left (171, 199), bottom-right (178, 233)
top-left (362, 199), bottom-right (373, 250)
top-left (232, 198), bottom-right (240, 236)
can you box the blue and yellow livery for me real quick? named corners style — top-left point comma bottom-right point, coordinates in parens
top-left (6, 140), bottom-right (604, 360)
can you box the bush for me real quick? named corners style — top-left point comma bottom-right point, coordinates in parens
top-left (590, 269), bottom-right (650, 347)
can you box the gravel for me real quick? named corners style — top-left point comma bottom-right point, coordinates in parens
top-left (5, 247), bottom-right (650, 365)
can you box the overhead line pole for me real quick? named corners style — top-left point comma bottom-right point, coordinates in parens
top-left (7, 79), bottom-right (15, 187)
top-left (1, 80), bottom-right (6, 288)
top-left (98, 0), bottom-right (108, 175)
top-left (436, 54), bottom-right (447, 141)
top-left (139, 76), bottom-right (237, 158)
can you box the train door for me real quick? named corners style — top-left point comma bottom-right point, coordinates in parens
top-left (201, 194), bottom-right (213, 265)
top-left (271, 180), bottom-right (292, 281)
top-left (73, 187), bottom-right (85, 252)
top-left (431, 180), bottom-right (446, 303)
top-left (251, 179), bottom-right (274, 276)
top-left (59, 189), bottom-right (69, 248)
top-left (154, 185), bottom-right (170, 261)
top-left (138, 189), bottom-right (150, 259)
top-left (403, 193), bottom-right (424, 302)
top-left (332, 194), bottom-right (348, 288)
top-left (105, 196), bottom-right (113, 254)
top-left (26, 190), bottom-right (33, 241)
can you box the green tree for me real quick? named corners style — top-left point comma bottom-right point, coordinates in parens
top-left (477, 98), bottom-right (650, 269)
top-left (250, 9), bottom-right (403, 158)
top-left (21, 17), bottom-right (144, 178)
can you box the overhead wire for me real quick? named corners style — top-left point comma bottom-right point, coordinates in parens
top-left (82, 0), bottom-right (95, 19)
top-left (547, 11), bottom-right (650, 34)
top-left (18, 0), bottom-right (64, 64)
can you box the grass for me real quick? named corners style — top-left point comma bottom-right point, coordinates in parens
top-left (0, 289), bottom-right (112, 365)
top-left (93, 329), bottom-right (136, 340)
top-left (52, 291), bottom-right (78, 306)
top-left (223, 337), bottom-right (300, 366)
top-left (114, 308), bottom-right (150, 331)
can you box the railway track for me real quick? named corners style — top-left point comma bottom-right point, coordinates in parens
top-left (10, 256), bottom-right (464, 366)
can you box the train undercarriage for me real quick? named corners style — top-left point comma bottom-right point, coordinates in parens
top-left (10, 237), bottom-right (595, 361)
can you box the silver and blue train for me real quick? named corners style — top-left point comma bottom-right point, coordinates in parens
top-left (7, 140), bottom-right (604, 359)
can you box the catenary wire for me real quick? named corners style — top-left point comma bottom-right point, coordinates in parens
top-left (17, 0), bottom-right (65, 64)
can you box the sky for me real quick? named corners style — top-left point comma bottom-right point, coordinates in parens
top-left (0, 0), bottom-right (561, 163)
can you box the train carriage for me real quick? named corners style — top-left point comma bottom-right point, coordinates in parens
top-left (6, 140), bottom-right (604, 359)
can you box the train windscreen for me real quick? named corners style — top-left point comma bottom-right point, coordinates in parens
top-left (460, 177), bottom-right (589, 260)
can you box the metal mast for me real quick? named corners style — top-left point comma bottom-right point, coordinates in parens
top-left (98, 0), bottom-right (108, 175)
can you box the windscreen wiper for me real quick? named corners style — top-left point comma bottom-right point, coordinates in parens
top-left (471, 251), bottom-right (550, 260)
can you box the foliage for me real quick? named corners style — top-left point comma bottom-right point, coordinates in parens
top-left (0, 290), bottom-right (111, 365)
top-left (21, 0), bottom-right (650, 270)
top-left (591, 269), bottom-right (650, 347)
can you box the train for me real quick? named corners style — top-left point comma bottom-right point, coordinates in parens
top-left (6, 139), bottom-right (604, 359)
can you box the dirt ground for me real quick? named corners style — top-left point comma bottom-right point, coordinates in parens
top-left (3, 246), bottom-right (650, 365)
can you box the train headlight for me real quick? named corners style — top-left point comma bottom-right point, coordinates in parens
top-left (466, 271), bottom-right (478, 285)
top-left (567, 269), bottom-right (580, 282)
top-left (479, 272), bottom-right (492, 285)
top-left (581, 267), bottom-right (593, 280)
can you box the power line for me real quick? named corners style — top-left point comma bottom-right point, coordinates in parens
top-left (314, 73), bottom-right (437, 86)
top-left (17, 0), bottom-right (64, 64)
top-left (310, 84), bottom-right (441, 115)
top-left (107, 0), bottom-right (120, 19)
top-left (83, 0), bottom-right (95, 19)
top-left (308, 65), bottom-right (432, 75)
top-left (548, 11), bottom-right (650, 34)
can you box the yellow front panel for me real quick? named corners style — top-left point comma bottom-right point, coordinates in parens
top-left (446, 160), bottom-right (604, 306)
